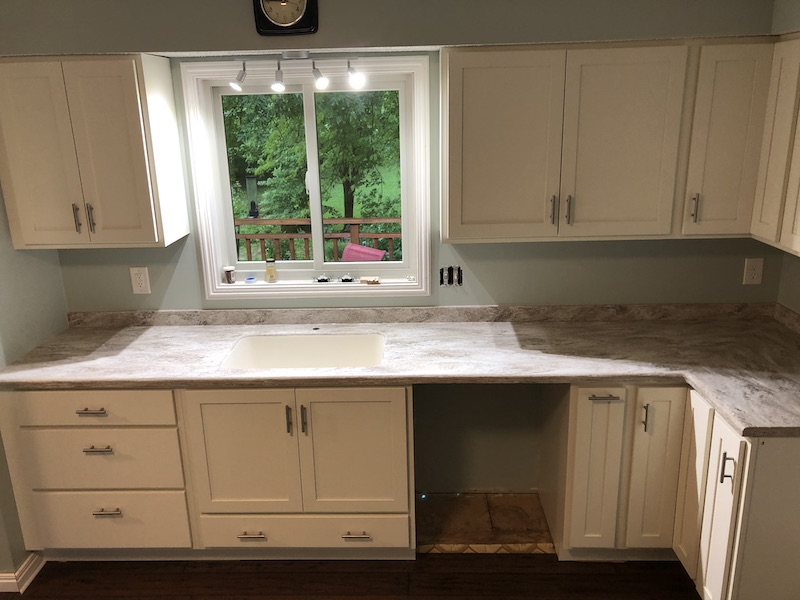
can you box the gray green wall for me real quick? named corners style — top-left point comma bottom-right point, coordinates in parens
top-left (773, 0), bottom-right (800, 34)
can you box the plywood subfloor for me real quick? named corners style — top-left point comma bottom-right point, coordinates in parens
top-left (416, 492), bottom-right (555, 554)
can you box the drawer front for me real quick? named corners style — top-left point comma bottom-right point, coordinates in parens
top-left (30, 491), bottom-right (192, 549)
top-left (20, 428), bottom-right (184, 489)
top-left (199, 514), bottom-right (410, 549)
top-left (13, 390), bottom-right (176, 426)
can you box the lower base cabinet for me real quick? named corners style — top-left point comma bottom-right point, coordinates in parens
top-left (179, 386), bottom-right (413, 550)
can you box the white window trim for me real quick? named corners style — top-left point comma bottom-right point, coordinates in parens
top-left (180, 56), bottom-right (430, 299)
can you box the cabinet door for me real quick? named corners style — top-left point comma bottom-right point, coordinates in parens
top-left (684, 44), bottom-right (772, 235)
top-left (560, 46), bottom-right (686, 237)
top-left (443, 49), bottom-right (565, 241)
top-left (673, 390), bottom-right (715, 579)
top-left (295, 387), bottom-right (409, 513)
top-left (0, 61), bottom-right (88, 246)
top-left (62, 58), bottom-right (158, 244)
top-left (697, 414), bottom-right (747, 600)
top-left (181, 389), bottom-right (303, 513)
top-left (625, 387), bottom-right (686, 548)
top-left (751, 40), bottom-right (800, 243)
top-left (779, 105), bottom-right (800, 252)
top-left (568, 387), bottom-right (627, 548)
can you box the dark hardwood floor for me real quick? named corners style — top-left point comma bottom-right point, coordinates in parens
top-left (1, 554), bottom-right (700, 599)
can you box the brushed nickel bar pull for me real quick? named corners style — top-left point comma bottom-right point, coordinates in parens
top-left (83, 445), bottom-right (113, 454)
top-left (285, 405), bottom-right (293, 434)
top-left (588, 394), bottom-right (621, 402)
top-left (72, 203), bottom-right (82, 233)
top-left (642, 403), bottom-right (650, 432)
top-left (550, 195), bottom-right (558, 225)
top-left (565, 195), bottom-right (573, 225)
top-left (92, 508), bottom-right (122, 517)
top-left (341, 531), bottom-right (372, 541)
top-left (86, 203), bottom-right (97, 233)
top-left (237, 531), bottom-right (267, 540)
top-left (691, 193), bottom-right (700, 223)
top-left (301, 405), bottom-right (308, 434)
top-left (76, 407), bottom-right (107, 416)
top-left (719, 452), bottom-right (735, 484)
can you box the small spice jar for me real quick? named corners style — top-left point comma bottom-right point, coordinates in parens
top-left (265, 258), bottom-right (278, 283)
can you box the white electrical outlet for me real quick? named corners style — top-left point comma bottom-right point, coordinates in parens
top-left (743, 258), bottom-right (764, 285)
top-left (130, 266), bottom-right (151, 294)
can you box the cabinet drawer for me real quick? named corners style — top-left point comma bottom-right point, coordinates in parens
top-left (30, 490), bottom-right (191, 549)
top-left (13, 390), bottom-right (175, 426)
top-left (19, 428), bottom-right (184, 489)
top-left (199, 514), bottom-right (410, 549)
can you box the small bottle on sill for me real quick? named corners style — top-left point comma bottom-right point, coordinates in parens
top-left (265, 258), bottom-right (278, 283)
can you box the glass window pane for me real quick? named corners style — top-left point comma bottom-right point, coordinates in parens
top-left (221, 93), bottom-right (312, 262)
top-left (315, 90), bottom-right (402, 263)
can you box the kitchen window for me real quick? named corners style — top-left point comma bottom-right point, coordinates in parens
top-left (180, 56), bottom-right (430, 299)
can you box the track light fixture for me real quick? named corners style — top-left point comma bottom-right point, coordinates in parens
top-left (347, 60), bottom-right (366, 90)
top-left (271, 61), bottom-right (285, 93)
top-left (312, 61), bottom-right (329, 90)
top-left (229, 62), bottom-right (247, 91)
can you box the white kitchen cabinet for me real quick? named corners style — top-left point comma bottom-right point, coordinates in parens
top-left (181, 387), bottom-right (411, 550)
top-left (683, 44), bottom-right (772, 235)
top-left (442, 45), bottom-right (687, 242)
top-left (0, 54), bottom-right (189, 249)
top-left (0, 390), bottom-right (191, 550)
top-left (751, 40), bottom-right (800, 244)
top-left (442, 48), bottom-right (565, 241)
top-left (672, 390), bottom-right (715, 579)
top-left (567, 386), bottom-right (627, 548)
top-left (625, 386), bottom-right (686, 548)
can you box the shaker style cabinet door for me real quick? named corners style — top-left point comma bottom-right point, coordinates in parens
top-left (295, 387), bottom-right (409, 513)
top-left (568, 387), bottom-right (627, 548)
top-left (61, 59), bottom-right (158, 244)
top-left (559, 46), bottom-right (687, 237)
top-left (625, 387), bottom-right (686, 548)
top-left (751, 40), bottom-right (800, 243)
top-left (0, 61), bottom-right (88, 245)
top-left (181, 389), bottom-right (304, 514)
top-left (442, 48), bottom-right (565, 242)
top-left (683, 44), bottom-right (772, 235)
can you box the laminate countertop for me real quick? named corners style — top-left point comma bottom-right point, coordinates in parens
top-left (1, 311), bottom-right (800, 437)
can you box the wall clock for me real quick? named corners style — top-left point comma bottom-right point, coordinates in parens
top-left (254, 0), bottom-right (318, 35)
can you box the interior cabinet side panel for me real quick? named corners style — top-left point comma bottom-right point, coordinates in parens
top-left (538, 385), bottom-right (572, 555)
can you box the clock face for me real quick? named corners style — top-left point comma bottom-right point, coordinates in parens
top-left (260, 0), bottom-right (308, 27)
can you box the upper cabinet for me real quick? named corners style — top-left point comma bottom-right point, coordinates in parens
top-left (0, 54), bottom-right (189, 249)
top-left (683, 44), bottom-right (772, 236)
top-left (442, 45), bottom-right (687, 242)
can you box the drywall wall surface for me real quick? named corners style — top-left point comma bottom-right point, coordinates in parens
top-left (0, 0), bottom-right (775, 56)
top-left (773, 0), bottom-right (800, 34)
top-left (778, 251), bottom-right (800, 313)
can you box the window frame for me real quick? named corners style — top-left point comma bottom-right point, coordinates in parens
top-left (180, 55), bottom-right (430, 299)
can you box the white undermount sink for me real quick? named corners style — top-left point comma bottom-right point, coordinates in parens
top-left (221, 333), bottom-right (385, 369)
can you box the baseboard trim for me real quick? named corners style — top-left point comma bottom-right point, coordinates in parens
top-left (0, 552), bottom-right (45, 593)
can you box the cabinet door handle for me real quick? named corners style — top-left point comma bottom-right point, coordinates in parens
top-left (92, 508), bottom-right (122, 517)
top-left (642, 403), bottom-right (650, 432)
top-left (75, 407), bottom-right (107, 416)
top-left (341, 531), bottom-right (372, 541)
top-left (719, 451), bottom-right (735, 484)
top-left (237, 531), bottom-right (267, 541)
top-left (72, 203), bottom-right (82, 233)
top-left (690, 193), bottom-right (700, 223)
top-left (550, 195), bottom-right (558, 225)
top-left (83, 445), bottom-right (113, 454)
top-left (565, 195), bottom-right (573, 225)
top-left (285, 405), bottom-right (293, 434)
top-left (301, 405), bottom-right (308, 434)
top-left (588, 394), bottom-right (621, 402)
top-left (86, 203), bottom-right (97, 234)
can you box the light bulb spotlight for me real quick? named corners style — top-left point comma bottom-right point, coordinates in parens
top-left (347, 60), bottom-right (366, 89)
top-left (271, 61), bottom-right (285, 92)
top-left (312, 61), bottom-right (329, 90)
top-left (230, 62), bottom-right (247, 91)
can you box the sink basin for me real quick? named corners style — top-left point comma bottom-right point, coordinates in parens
top-left (221, 333), bottom-right (384, 369)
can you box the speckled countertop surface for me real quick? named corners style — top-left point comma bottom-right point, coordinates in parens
top-left (2, 305), bottom-right (800, 437)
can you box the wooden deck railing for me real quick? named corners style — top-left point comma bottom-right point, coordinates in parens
top-left (234, 217), bottom-right (401, 261)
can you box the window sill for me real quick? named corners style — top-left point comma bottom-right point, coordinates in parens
top-left (208, 277), bottom-right (428, 299)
